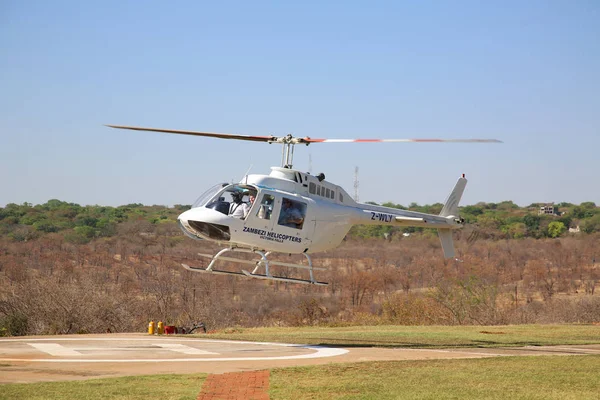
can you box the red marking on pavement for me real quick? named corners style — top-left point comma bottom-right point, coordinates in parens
top-left (197, 370), bottom-right (270, 400)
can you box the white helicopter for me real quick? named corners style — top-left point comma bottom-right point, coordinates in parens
top-left (107, 125), bottom-right (500, 285)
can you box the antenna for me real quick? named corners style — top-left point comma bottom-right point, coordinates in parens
top-left (241, 164), bottom-right (253, 184)
top-left (354, 166), bottom-right (359, 202)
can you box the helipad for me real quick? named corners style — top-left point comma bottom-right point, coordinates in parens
top-left (1, 334), bottom-right (599, 383)
top-left (0, 336), bottom-right (347, 363)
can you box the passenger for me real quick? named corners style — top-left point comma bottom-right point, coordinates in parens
top-left (278, 198), bottom-right (304, 228)
top-left (244, 194), bottom-right (256, 219)
top-left (229, 192), bottom-right (249, 219)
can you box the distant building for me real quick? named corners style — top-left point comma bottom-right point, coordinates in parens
top-left (538, 203), bottom-right (560, 216)
top-left (569, 226), bottom-right (580, 234)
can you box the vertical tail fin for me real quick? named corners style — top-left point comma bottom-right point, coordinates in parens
top-left (439, 175), bottom-right (467, 218)
top-left (437, 175), bottom-right (467, 259)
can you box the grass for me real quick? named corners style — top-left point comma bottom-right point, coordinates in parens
top-left (270, 355), bottom-right (600, 400)
top-left (2, 357), bottom-right (598, 400)
top-left (201, 324), bottom-right (600, 348)
top-left (0, 374), bottom-right (206, 400)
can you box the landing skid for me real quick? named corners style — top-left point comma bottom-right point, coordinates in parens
top-left (181, 247), bottom-right (327, 286)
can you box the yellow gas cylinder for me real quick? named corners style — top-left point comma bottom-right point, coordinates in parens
top-left (148, 321), bottom-right (155, 335)
top-left (157, 321), bottom-right (164, 335)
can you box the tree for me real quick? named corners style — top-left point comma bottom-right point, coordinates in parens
top-left (581, 215), bottom-right (600, 234)
top-left (33, 220), bottom-right (60, 233)
top-left (477, 214), bottom-right (502, 230)
top-left (504, 222), bottom-right (527, 239)
top-left (461, 205), bottom-right (484, 216)
top-left (547, 221), bottom-right (566, 238)
top-left (497, 201), bottom-right (519, 211)
top-left (523, 214), bottom-right (541, 236)
top-left (557, 215), bottom-right (572, 230)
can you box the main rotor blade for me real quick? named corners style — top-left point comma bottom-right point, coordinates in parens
top-left (301, 138), bottom-right (503, 143)
top-left (105, 125), bottom-right (276, 143)
top-left (107, 125), bottom-right (502, 145)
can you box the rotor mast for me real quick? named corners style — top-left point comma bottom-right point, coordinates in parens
top-left (273, 134), bottom-right (306, 169)
top-left (281, 142), bottom-right (295, 168)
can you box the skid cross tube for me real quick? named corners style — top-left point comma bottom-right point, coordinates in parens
top-left (182, 247), bottom-right (327, 285)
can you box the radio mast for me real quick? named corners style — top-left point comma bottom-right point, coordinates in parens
top-left (354, 166), bottom-right (359, 202)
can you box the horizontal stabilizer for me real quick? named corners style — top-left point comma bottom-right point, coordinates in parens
top-left (395, 216), bottom-right (426, 223)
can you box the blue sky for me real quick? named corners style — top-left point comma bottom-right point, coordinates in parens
top-left (1, 1), bottom-right (598, 208)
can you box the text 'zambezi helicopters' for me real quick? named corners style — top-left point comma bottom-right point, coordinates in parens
top-left (107, 124), bottom-right (501, 286)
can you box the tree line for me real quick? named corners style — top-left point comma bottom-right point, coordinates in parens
top-left (0, 199), bottom-right (598, 336)
top-left (1, 199), bottom-right (599, 244)
top-left (351, 200), bottom-right (600, 239)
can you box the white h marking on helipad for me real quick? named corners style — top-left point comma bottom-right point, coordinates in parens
top-left (28, 343), bottom-right (81, 356)
top-left (153, 343), bottom-right (218, 355)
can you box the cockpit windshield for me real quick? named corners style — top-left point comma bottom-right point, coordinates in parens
top-left (192, 183), bottom-right (229, 208)
top-left (194, 183), bottom-right (258, 218)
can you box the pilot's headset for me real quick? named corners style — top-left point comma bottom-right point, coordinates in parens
top-left (231, 191), bottom-right (243, 204)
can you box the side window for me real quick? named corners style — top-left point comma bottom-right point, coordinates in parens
top-left (326, 188), bottom-right (331, 198)
top-left (330, 190), bottom-right (335, 199)
top-left (339, 192), bottom-right (343, 202)
top-left (309, 182), bottom-right (316, 194)
top-left (277, 197), bottom-right (307, 230)
top-left (256, 194), bottom-right (275, 220)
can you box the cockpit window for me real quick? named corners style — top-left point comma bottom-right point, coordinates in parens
top-left (192, 183), bottom-right (228, 208)
top-left (256, 194), bottom-right (275, 220)
top-left (277, 197), bottom-right (307, 230)
top-left (203, 184), bottom-right (257, 218)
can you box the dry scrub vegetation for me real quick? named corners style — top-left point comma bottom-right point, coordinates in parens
top-left (1, 222), bottom-right (599, 335)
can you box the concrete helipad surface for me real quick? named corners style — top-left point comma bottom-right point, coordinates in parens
top-left (1, 334), bottom-right (599, 383)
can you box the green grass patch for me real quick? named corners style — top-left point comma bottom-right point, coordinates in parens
top-left (0, 373), bottom-right (206, 400)
top-left (201, 324), bottom-right (600, 348)
top-left (4, 356), bottom-right (597, 400)
top-left (270, 355), bottom-right (600, 400)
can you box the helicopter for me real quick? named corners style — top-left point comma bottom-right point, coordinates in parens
top-left (107, 125), bottom-right (501, 286)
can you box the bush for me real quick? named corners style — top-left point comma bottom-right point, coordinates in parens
top-left (0, 314), bottom-right (29, 336)
top-left (382, 293), bottom-right (448, 325)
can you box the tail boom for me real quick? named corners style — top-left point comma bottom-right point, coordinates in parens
top-left (352, 175), bottom-right (468, 259)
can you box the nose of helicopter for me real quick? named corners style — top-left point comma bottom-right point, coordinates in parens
top-left (177, 209), bottom-right (197, 239)
top-left (177, 209), bottom-right (193, 225)
top-left (177, 208), bottom-right (231, 241)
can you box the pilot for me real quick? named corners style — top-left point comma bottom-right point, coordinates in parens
top-left (229, 192), bottom-right (249, 219)
top-left (278, 197), bottom-right (304, 228)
